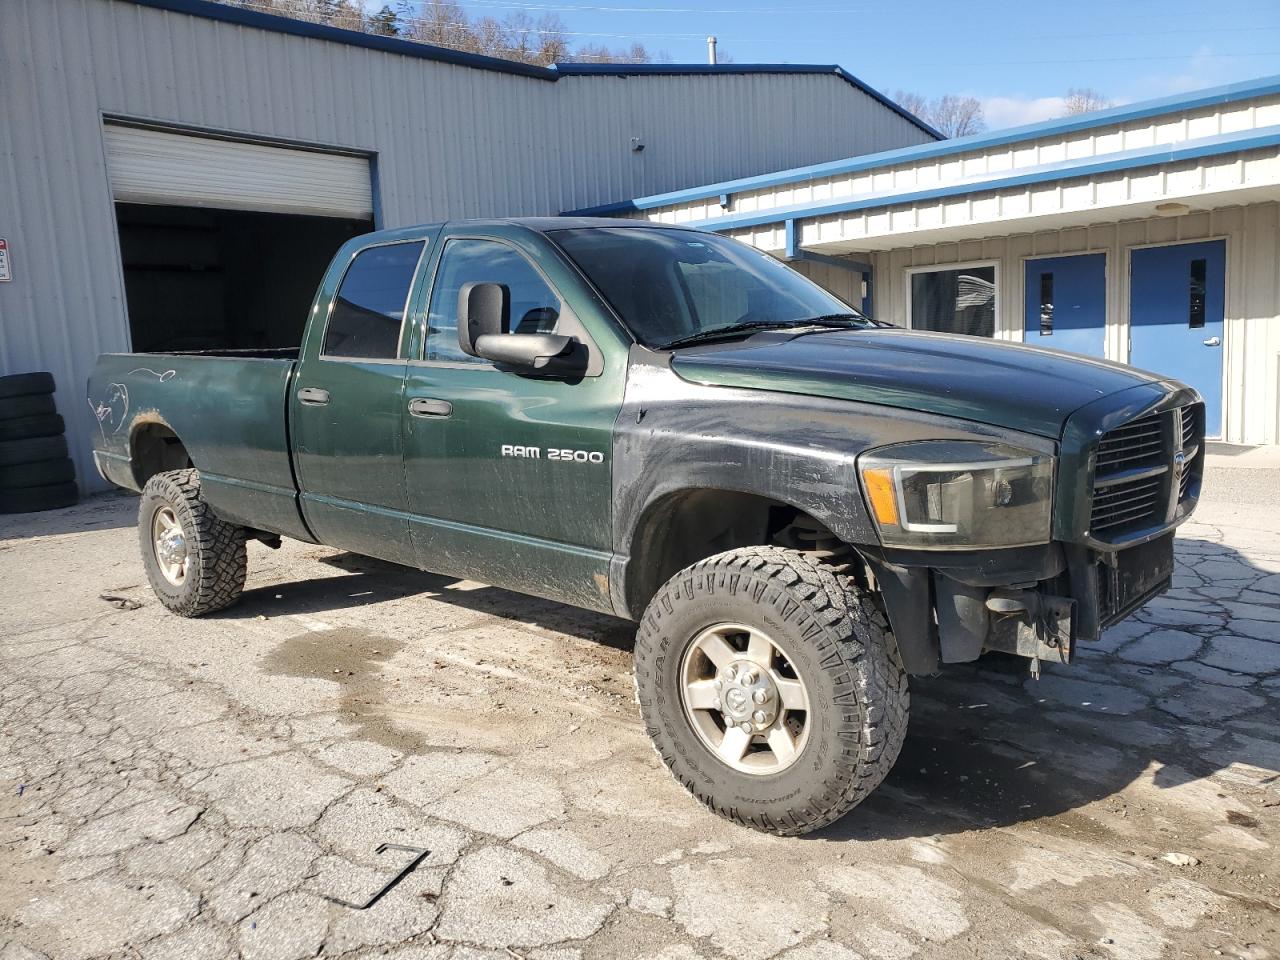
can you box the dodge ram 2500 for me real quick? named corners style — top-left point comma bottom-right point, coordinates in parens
top-left (89, 218), bottom-right (1203, 835)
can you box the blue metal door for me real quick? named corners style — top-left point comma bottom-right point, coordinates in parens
top-left (1129, 240), bottom-right (1225, 437)
top-left (1023, 254), bottom-right (1106, 357)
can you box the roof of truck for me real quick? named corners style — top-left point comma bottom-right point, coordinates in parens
top-left (466, 217), bottom-right (698, 232)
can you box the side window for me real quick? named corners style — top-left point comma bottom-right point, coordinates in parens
top-left (426, 239), bottom-right (561, 364)
top-left (323, 241), bottom-right (425, 359)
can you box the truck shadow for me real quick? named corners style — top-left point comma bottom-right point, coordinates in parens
top-left (820, 537), bottom-right (1279, 843)
top-left (232, 538), bottom-right (1276, 842)
top-left (227, 549), bottom-right (638, 652)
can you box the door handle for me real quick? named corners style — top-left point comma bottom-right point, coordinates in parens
top-left (297, 387), bottom-right (330, 405)
top-left (408, 398), bottom-right (453, 418)
top-left (1202, 336), bottom-right (1221, 347)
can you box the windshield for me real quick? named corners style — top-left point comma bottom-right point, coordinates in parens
top-left (550, 227), bottom-right (869, 348)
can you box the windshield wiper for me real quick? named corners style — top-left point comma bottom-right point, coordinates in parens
top-left (660, 314), bottom-right (870, 350)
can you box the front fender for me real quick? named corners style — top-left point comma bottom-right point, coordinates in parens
top-left (610, 348), bottom-right (1057, 619)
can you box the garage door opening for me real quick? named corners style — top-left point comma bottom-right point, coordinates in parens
top-left (116, 203), bottom-right (370, 352)
top-left (103, 123), bottom-right (376, 353)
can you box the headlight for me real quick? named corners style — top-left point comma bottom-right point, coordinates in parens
top-left (858, 440), bottom-right (1053, 548)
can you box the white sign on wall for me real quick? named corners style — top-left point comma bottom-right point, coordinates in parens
top-left (0, 240), bottom-right (10, 282)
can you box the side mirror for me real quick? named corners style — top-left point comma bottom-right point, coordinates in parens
top-left (474, 333), bottom-right (584, 375)
top-left (457, 282), bottom-right (509, 357)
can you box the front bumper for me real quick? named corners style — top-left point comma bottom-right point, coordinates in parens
top-left (868, 531), bottom-right (1176, 676)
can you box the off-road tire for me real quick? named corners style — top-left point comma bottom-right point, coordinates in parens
top-left (0, 435), bottom-right (68, 467)
top-left (0, 394), bottom-right (56, 421)
top-left (0, 414), bottom-right (64, 442)
top-left (0, 481), bottom-right (79, 514)
top-left (0, 372), bottom-right (55, 399)
top-left (138, 469), bottom-right (247, 617)
top-left (634, 545), bottom-right (909, 836)
top-left (0, 457), bottom-right (76, 488)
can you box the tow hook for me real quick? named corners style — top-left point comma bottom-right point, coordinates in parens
top-left (984, 589), bottom-right (1074, 679)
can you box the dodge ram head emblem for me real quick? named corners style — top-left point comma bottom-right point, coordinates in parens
top-left (1173, 450), bottom-right (1187, 477)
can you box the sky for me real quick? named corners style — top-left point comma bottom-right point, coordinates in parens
top-left (392, 0), bottom-right (1280, 130)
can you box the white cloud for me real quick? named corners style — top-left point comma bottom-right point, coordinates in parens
top-left (979, 95), bottom-right (1070, 131)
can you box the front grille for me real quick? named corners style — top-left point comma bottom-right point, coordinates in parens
top-left (1089, 403), bottom-right (1203, 543)
top-left (1096, 413), bottom-right (1163, 472)
top-left (1178, 405), bottom-right (1201, 502)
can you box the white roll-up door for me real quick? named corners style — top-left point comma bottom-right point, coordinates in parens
top-left (104, 124), bottom-right (373, 219)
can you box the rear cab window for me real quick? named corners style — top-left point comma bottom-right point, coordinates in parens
top-left (323, 241), bottom-right (426, 359)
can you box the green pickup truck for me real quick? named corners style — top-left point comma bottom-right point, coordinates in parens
top-left (89, 218), bottom-right (1203, 835)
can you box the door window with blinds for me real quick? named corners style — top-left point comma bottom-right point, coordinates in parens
top-left (909, 264), bottom-right (998, 338)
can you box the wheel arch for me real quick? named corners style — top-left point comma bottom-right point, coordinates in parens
top-left (129, 416), bottom-right (193, 490)
top-left (616, 485), bottom-right (873, 620)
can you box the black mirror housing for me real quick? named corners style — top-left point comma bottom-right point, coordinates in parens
top-left (474, 333), bottom-right (584, 375)
top-left (457, 282), bottom-right (509, 357)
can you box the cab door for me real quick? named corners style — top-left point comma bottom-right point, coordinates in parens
top-left (291, 235), bottom-right (431, 566)
top-left (400, 226), bottom-right (627, 613)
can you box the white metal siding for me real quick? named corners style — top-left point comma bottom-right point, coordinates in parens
top-left (0, 0), bottom-right (932, 491)
top-left (103, 125), bottom-right (373, 218)
top-left (858, 204), bottom-right (1280, 447)
top-left (637, 95), bottom-right (1280, 229)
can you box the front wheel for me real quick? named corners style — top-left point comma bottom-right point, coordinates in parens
top-left (634, 545), bottom-right (908, 835)
top-left (138, 469), bottom-right (247, 617)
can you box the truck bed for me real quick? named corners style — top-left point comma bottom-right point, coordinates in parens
top-left (87, 350), bottom-right (310, 541)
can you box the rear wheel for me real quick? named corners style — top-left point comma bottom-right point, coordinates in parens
top-left (138, 469), bottom-right (247, 616)
top-left (634, 545), bottom-right (908, 835)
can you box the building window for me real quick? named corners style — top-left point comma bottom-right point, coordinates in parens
top-left (909, 264), bottom-right (997, 338)
top-left (1188, 257), bottom-right (1207, 329)
top-left (1038, 272), bottom-right (1054, 336)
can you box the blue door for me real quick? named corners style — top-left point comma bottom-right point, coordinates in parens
top-left (1129, 241), bottom-right (1225, 437)
top-left (1023, 254), bottom-right (1106, 357)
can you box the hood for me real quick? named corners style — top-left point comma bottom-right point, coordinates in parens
top-left (670, 328), bottom-right (1170, 439)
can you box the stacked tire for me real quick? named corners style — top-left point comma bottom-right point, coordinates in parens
top-left (0, 372), bottom-right (79, 514)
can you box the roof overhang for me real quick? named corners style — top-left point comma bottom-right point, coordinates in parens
top-left (573, 74), bottom-right (1280, 257)
top-left (707, 127), bottom-right (1280, 254)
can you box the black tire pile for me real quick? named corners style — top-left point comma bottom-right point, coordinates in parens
top-left (0, 372), bottom-right (79, 514)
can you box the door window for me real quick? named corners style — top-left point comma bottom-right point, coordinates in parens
top-left (426, 239), bottom-right (562, 363)
top-left (1188, 258), bottom-right (1207, 329)
top-left (323, 241), bottom-right (425, 359)
top-left (910, 265), bottom-right (996, 337)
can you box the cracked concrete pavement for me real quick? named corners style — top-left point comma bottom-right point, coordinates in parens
top-left (1, 464), bottom-right (1277, 960)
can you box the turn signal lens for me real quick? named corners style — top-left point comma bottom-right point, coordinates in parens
top-left (862, 467), bottom-right (899, 526)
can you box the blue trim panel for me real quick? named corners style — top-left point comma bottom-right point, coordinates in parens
top-left (680, 126), bottom-right (1280, 232)
top-left (565, 72), bottom-right (1280, 216)
top-left (553, 63), bottom-right (943, 140)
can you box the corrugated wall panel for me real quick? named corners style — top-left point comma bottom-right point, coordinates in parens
top-left (0, 0), bottom-right (932, 492)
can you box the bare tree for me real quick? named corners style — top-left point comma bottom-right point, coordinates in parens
top-left (893, 90), bottom-right (985, 138)
top-left (1063, 87), bottom-right (1112, 115)
top-left (892, 90), bottom-right (930, 120)
top-left (218, 0), bottom-right (658, 67)
top-left (930, 94), bottom-right (984, 137)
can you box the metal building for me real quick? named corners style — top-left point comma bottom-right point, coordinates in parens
top-left (575, 75), bottom-right (1280, 448)
top-left (0, 0), bottom-right (939, 490)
